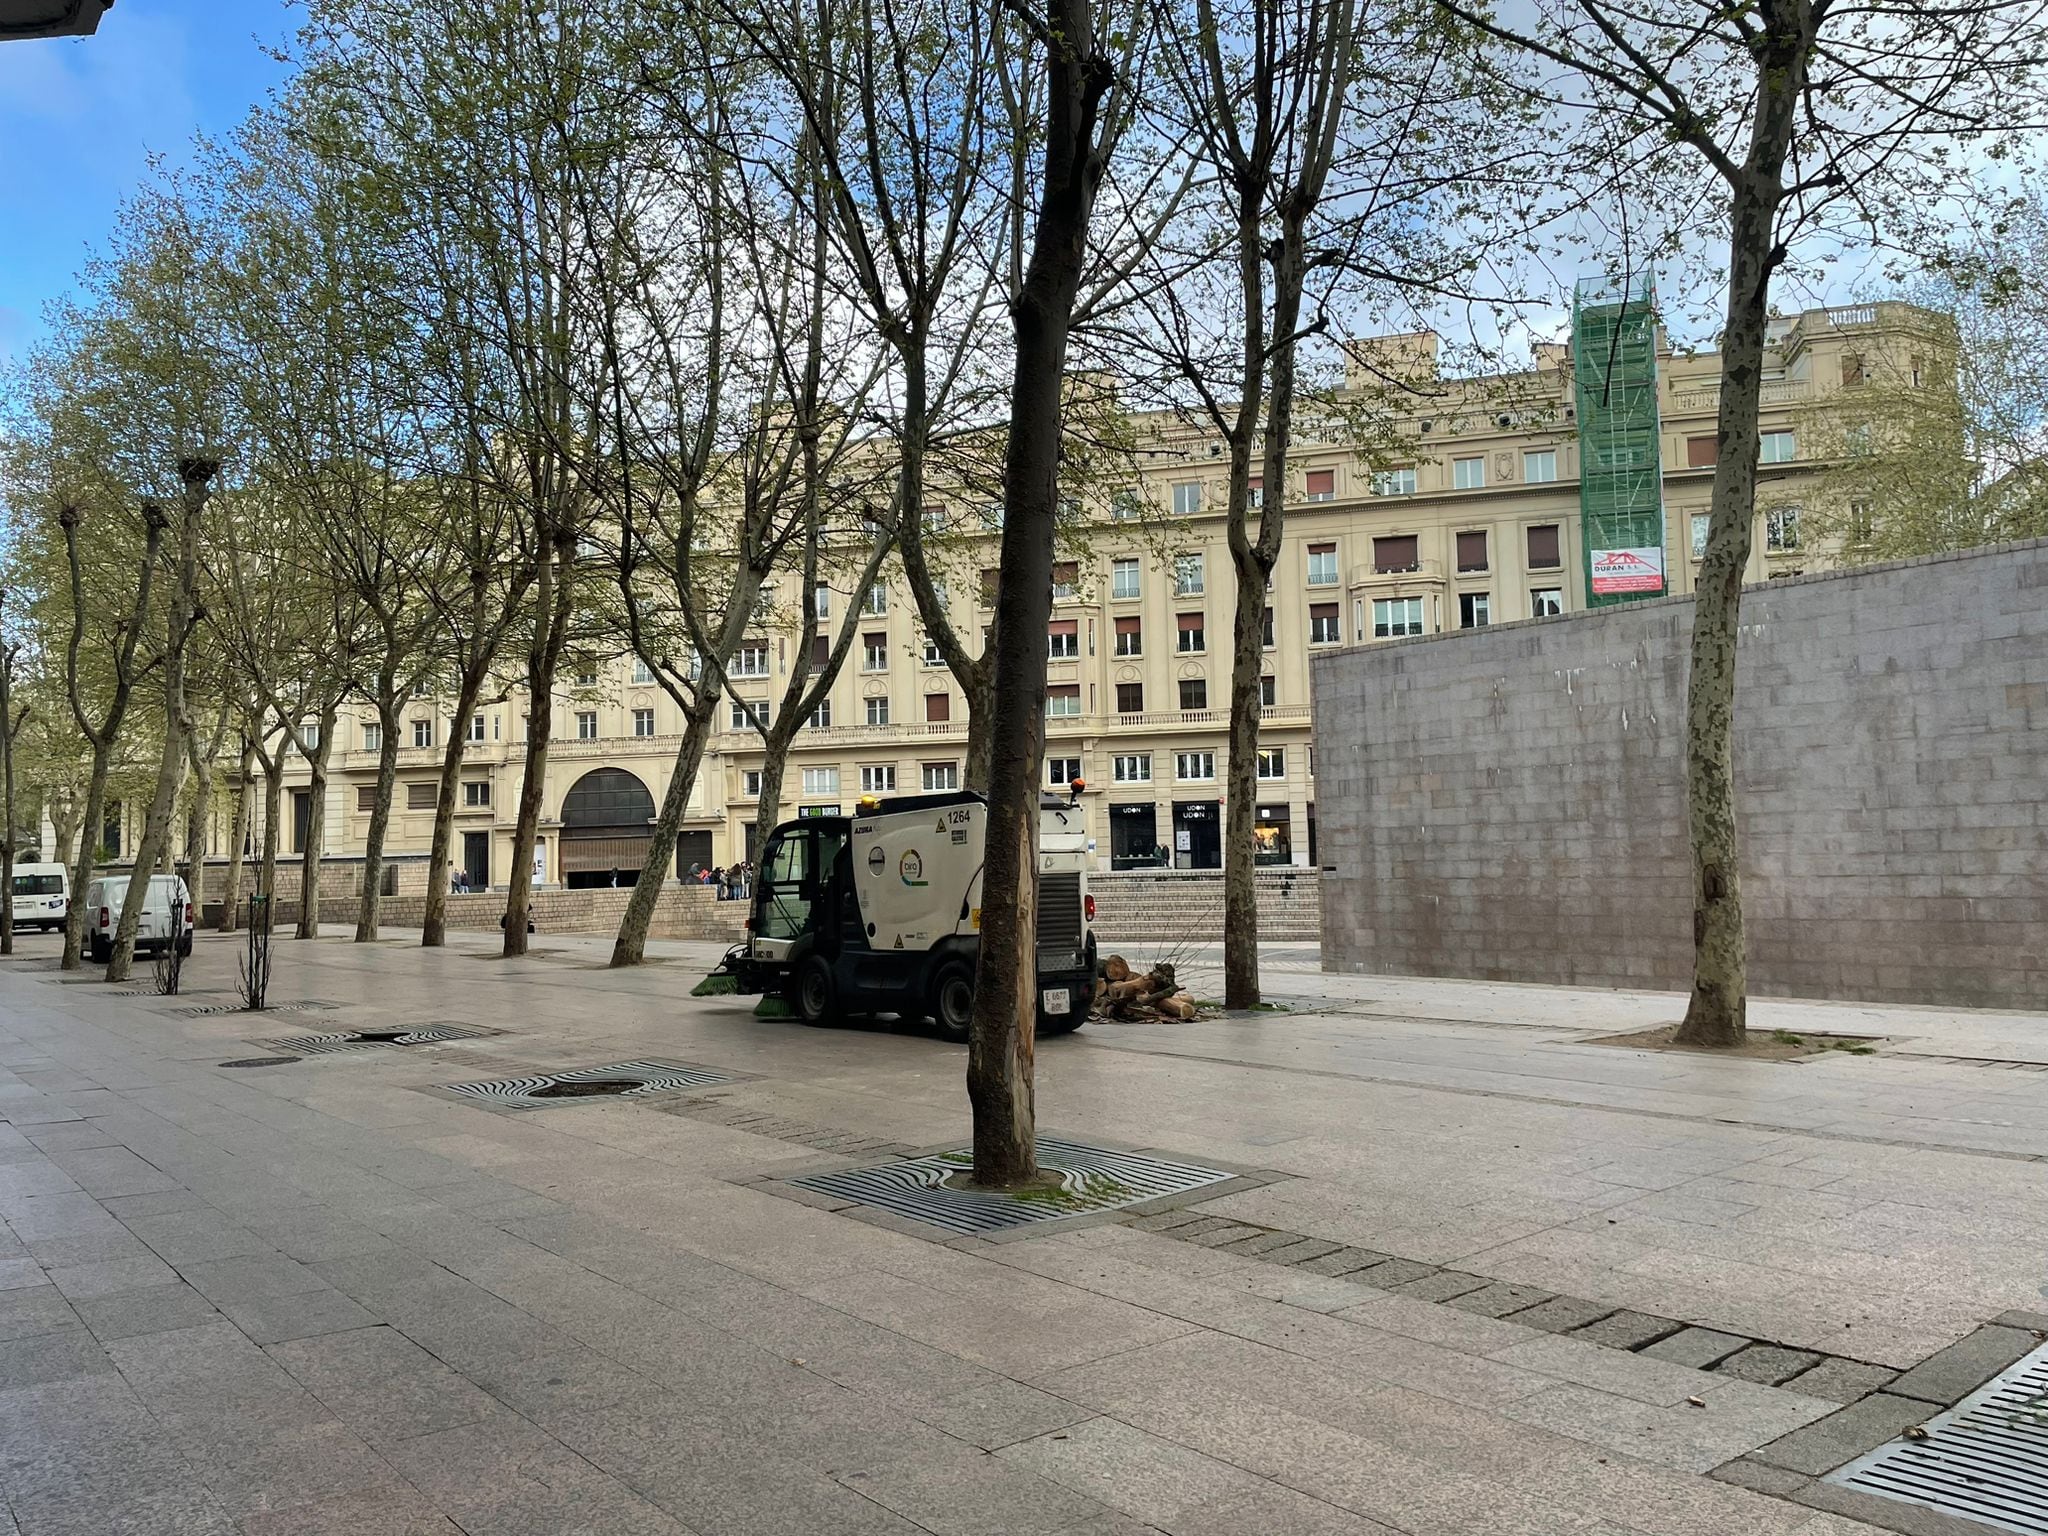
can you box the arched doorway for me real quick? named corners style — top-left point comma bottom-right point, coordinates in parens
top-left (560, 769), bottom-right (656, 889)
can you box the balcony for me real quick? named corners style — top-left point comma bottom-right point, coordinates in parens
top-left (1351, 558), bottom-right (1444, 591)
top-left (1667, 378), bottom-right (1812, 413)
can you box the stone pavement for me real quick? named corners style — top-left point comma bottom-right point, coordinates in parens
top-left (2, 927), bottom-right (2046, 1536)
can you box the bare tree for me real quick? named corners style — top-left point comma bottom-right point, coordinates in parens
top-left (1446, 0), bottom-right (2048, 1045)
top-left (0, 601), bottom-right (27, 958)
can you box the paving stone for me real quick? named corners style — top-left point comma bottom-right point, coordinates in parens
top-left (1640, 1327), bottom-right (1750, 1370)
top-left (1717, 1344), bottom-right (1825, 1387)
top-left (1216, 1230), bottom-right (1315, 1258)
top-left (0, 1285), bottom-right (81, 1342)
top-left (1567, 1310), bottom-right (1682, 1351)
top-left (1294, 1247), bottom-right (1391, 1278)
top-left (1750, 1393), bottom-right (1933, 1476)
top-left (1392, 1270), bottom-right (1492, 1303)
top-left (1886, 1324), bottom-right (2035, 1406)
top-left (1446, 1283), bottom-right (1555, 1319)
top-left (1990, 1309), bottom-right (2048, 1333)
top-left (1507, 1296), bottom-right (1616, 1335)
top-left (1182, 1223), bottom-right (1268, 1249)
top-left (1349, 1257), bottom-right (1435, 1288)
top-left (1258, 1238), bottom-right (1343, 1266)
top-left (219, 1288), bottom-right (378, 1346)
top-left (1707, 1457), bottom-right (1812, 1498)
top-left (73, 1283), bottom-right (224, 1342)
top-left (1784, 1356), bottom-right (1899, 1404)
top-left (1129, 1211), bottom-right (1210, 1234)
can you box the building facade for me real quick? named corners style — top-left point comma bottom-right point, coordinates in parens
top-left (272, 302), bottom-right (1940, 887)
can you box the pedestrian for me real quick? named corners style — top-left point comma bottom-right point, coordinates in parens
top-left (609, 867), bottom-right (620, 889)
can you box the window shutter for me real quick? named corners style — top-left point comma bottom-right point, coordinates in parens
top-left (1526, 524), bottom-right (1561, 568)
top-left (1686, 435), bottom-right (1718, 468)
top-left (1372, 535), bottom-right (1418, 572)
top-left (925, 692), bottom-right (950, 722)
top-left (1114, 616), bottom-right (1140, 638)
top-left (810, 635), bottom-right (830, 668)
top-left (1049, 620), bottom-right (1078, 638)
top-left (356, 786), bottom-right (377, 812)
top-left (406, 782), bottom-right (437, 810)
top-left (1456, 531), bottom-right (1488, 571)
top-left (1177, 613), bottom-right (1203, 632)
top-left (1305, 469), bottom-right (1335, 497)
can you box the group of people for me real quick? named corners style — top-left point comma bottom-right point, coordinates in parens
top-left (685, 861), bottom-right (752, 900)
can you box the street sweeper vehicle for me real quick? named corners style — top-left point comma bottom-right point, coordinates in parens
top-left (710, 789), bottom-right (1097, 1038)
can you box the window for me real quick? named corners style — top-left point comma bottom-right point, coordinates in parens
top-left (1113, 753), bottom-right (1151, 783)
top-left (576, 711), bottom-right (598, 741)
top-left (1046, 685), bottom-right (1081, 718)
top-left (1456, 530), bottom-right (1488, 572)
top-left (862, 633), bottom-right (889, 670)
top-left (1247, 475), bottom-right (1263, 507)
top-left (356, 785), bottom-right (377, 812)
top-left (861, 583), bottom-right (888, 616)
top-left (576, 666), bottom-right (597, 687)
top-left (1257, 748), bottom-right (1286, 780)
top-left (802, 767), bottom-right (839, 797)
top-left (1849, 501), bottom-right (1875, 544)
top-left (1174, 553), bottom-right (1204, 595)
top-left (631, 708), bottom-right (655, 738)
top-left (807, 700), bottom-right (833, 730)
top-left (1841, 353), bottom-right (1865, 387)
top-left (1111, 557), bottom-right (1141, 599)
top-left (1116, 682), bottom-right (1144, 714)
top-left (921, 633), bottom-right (941, 667)
top-left (1305, 468), bottom-right (1336, 501)
top-left (1262, 607), bottom-right (1275, 648)
top-left (1453, 457), bottom-right (1485, 490)
top-left (1048, 620), bottom-right (1079, 659)
top-left (1176, 612), bottom-right (1205, 653)
top-left (740, 769), bottom-right (762, 797)
top-left (1110, 490), bottom-right (1143, 522)
top-left (1845, 422), bottom-right (1872, 457)
top-left (469, 713), bottom-right (486, 743)
top-left (406, 782), bottom-right (437, 810)
top-left (1172, 481), bottom-right (1203, 516)
top-left (813, 584), bottom-right (832, 619)
top-left (1372, 598), bottom-right (1423, 638)
top-left (1310, 603), bottom-right (1341, 644)
top-left (632, 657), bottom-right (653, 683)
top-left (978, 503), bottom-right (1004, 531)
top-left (1307, 542), bottom-right (1338, 586)
top-left (860, 764), bottom-right (896, 794)
top-left (1047, 757), bottom-right (1082, 789)
top-left (463, 781), bottom-right (490, 808)
top-left (922, 503), bottom-right (948, 534)
top-left (925, 692), bottom-right (951, 723)
top-left (1522, 449), bottom-right (1558, 483)
top-left (301, 721), bottom-right (321, 750)
top-left (1372, 535), bottom-right (1418, 573)
top-left (864, 695), bottom-right (890, 726)
top-left (1690, 512), bottom-right (1711, 559)
top-left (1260, 675), bottom-right (1276, 707)
top-left (1766, 505), bottom-right (1801, 551)
top-left (808, 634), bottom-right (831, 671)
top-left (1531, 588), bottom-right (1564, 618)
top-left (1175, 751), bottom-right (1216, 781)
top-left (731, 698), bottom-right (767, 730)
top-left (1526, 524), bottom-right (1561, 569)
top-left (1178, 678), bottom-right (1207, 711)
top-left (733, 641), bottom-right (769, 677)
top-left (1052, 561), bottom-right (1079, 599)
top-left (1686, 435), bottom-right (1718, 469)
top-left (1114, 616), bottom-right (1141, 656)
top-left (412, 718), bottom-right (433, 749)
top-left (922, 762), bottom-right (958, 791)
top-left (1371, 466), bottom-right (1417, 496)
top-left (362, 723), bottom-right (382, 752)
top-left (1759, 430), bottom-right (1796, 464)
top-left (1459, 592), bottom-right (1491, 629)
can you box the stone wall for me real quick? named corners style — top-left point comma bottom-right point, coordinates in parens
top-left (1088, 869), bottom-right (1320, 944)
top-left (307, 885), bottom-right (748, 943)
top-left (1311, 539), bottom-right (2048, 1009)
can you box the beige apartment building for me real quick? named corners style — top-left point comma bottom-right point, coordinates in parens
top-left (265, 301), bottom-right (1940, 889)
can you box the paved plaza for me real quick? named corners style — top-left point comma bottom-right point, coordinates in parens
top-left (2, 929), bottom-right (2047, 1535)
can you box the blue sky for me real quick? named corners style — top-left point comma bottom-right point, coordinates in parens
top-left (0, 0), bottom-right (295, 365)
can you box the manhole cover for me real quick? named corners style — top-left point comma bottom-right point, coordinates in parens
top-left (218, 1056), bottom-right (302, 1069)
top-left (437, 1060), bottom-right (734, 1109)
top-left (1828, 1339), bottom-right (2048, 1533)
top-left (255, 1025), bottom-right (498, 1056)
top-left (785, 1137), bottom-right (1235, 1236)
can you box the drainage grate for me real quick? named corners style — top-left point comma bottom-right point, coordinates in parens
top-left (218, 1056), bottom-right (303, 1069)
top-left (437, 1060), bottom-right (733, 1109)
top-left (167, 999), bottom-right (342, 1018)
top-left (1828, 1340), bottom-right (2048, 1534)
top-left (785, 1137), bottom-right (1234, 1237)
top-left (255, 1025), bottom-right (497, 1056)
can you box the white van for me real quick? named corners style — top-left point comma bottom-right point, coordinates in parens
top-left (10, 863), bottom-right (69, 932)
top-left (82, 875), bottom-right (193, 964)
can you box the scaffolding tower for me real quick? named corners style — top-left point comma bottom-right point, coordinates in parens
top-left (1572, 275), bottom-right (1667, 606)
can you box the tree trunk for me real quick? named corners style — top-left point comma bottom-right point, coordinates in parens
top-left (505, 530), bottom-right (575, 957)
top-left (218, 741), bottom-right (252, 933)
top-left (1, 664), bottom-right (16, 960)
top-left (1221, 555), bottom-right (1265, 1006)
top-left (182, 735), bottom-right (214, 921)
top-left (295, 712), bottom-right (337, 940)
top-left (609, 685), bottom-right (722, 966)
top-left (260, 754), bottom-right (283, 905)
top-left (963, 674), bottom-right (997, 792)
top-left (967, 7), bottom-right (1113, 1187)
top-left (62, 748), bottom-right (111, 970)
top-left (422, 670), bottom-right (485, 946)
top-left (752, 731), bottom-right (791, 859)
top-left (50, 790), bottom-right (80, 881)
top-left (354, 691), bottom-right (403, 942)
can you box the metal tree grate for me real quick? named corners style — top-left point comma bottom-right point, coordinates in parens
top-left (255, 1025), bottom-right (498, 1056)
top-left (166, 999), bottom-right (342, 1018)
top-left (437, 1060), bottom-right (734, 1109)
top-left (786, 1137), bottom-right (1234, 1236)
top-left (1828, 1340), bottom-right (2048, 1534)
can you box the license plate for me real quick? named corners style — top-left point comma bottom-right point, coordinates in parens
top-left (1041, 988), bottom-right (1070, 1016)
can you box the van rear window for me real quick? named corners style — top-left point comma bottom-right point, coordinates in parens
top-left (12, 875), bottom-right (62, 896)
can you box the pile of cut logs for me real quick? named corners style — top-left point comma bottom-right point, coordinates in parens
top-left (1093, 956), bottom-right (1198, 1021)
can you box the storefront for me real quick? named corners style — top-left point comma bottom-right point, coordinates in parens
top-left (1109, 803), bottom-right (1162, 868)
top-left (1254, 803), bottom-right (1293, 865)
top-left (1171, 799), bottom-right (1221, 870)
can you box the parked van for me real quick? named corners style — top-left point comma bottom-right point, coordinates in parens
top-left (9, 863), bottom-right (69, 932)
top-left (81, 875), bottom-right (193, 964)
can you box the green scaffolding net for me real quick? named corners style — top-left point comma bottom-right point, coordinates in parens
top-left (1573, 275), bottom-right (1667, 606)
